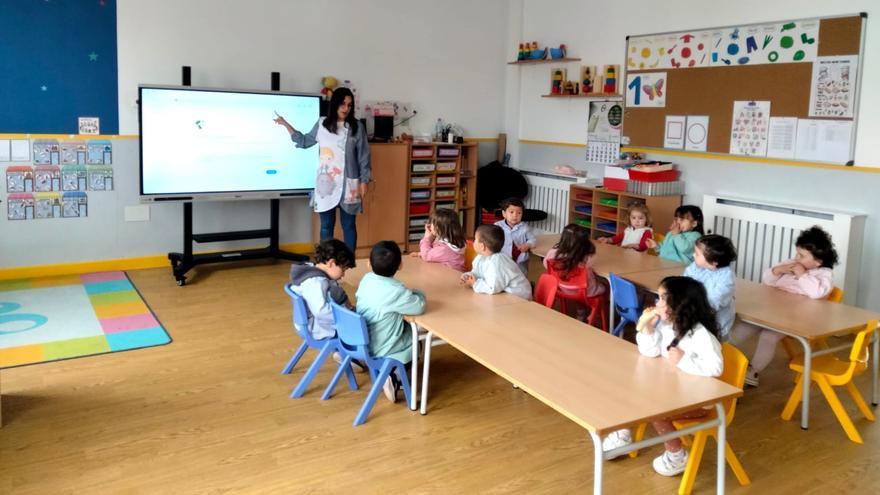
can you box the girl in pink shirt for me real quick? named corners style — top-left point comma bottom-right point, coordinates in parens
top-left (412, 208), bottom-right (466, 272)
top-left (731, 226), bottom-right (839, 387)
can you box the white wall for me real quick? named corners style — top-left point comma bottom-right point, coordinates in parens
top-left (509, 0), bottom-right (880, 310)
top-left (0, 0), bottom-right (509, 270)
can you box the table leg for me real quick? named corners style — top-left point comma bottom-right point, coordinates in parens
top-left (715, 402), bottom-right (726, 495)
top-left (421, 331), bottom-right (434, 415)
top-left (873, 327), bottom-right (879, 407)
top-left (589, 431), bottom-right (604, 495)
top-left (794, 335), bottom-right (812, 429)
top-left (410, 323), bottom-right (420, 411)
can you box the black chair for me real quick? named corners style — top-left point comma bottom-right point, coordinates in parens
top-left (477, 161), bottom-right (548, 223)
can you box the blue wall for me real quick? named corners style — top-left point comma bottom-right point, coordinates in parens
top-left (0, 0), bottom-right (118, 134)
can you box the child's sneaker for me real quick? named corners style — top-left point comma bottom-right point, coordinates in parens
top-left (332, 352), bottom-right (365, 373)
top-left (652, 449), bottom-right (689, 476)
top-left (383, 376), bottom-right (398, 403)
top-left (601, 428), bottom-right (632, 459)
top-left (744, 365), bottom-right (759, 387)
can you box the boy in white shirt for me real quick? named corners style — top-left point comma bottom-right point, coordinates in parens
top-left (494, 197), bottom-right (536, 275)
top-left (461, 224), bottom-right (532, 300)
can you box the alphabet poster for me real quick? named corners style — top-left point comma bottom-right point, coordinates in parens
top-left (729, 101), bottom-right (770, 156)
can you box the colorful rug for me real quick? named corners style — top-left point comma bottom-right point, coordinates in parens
top-left (0, 271), bottom-right (170, 368)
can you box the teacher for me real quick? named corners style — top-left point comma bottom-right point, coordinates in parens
top-left (274, 87), bottom-right (370, 250)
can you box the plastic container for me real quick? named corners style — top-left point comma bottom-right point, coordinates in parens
top-left (409, 203), bottom-right (431, 215)
top-left (627, 169), bottom-right (679, 182)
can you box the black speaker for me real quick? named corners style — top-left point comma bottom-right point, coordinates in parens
top-left (374, 115), bottom-right (393, 141)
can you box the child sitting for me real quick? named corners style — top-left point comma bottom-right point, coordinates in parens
top-left (731, 226), bottom-right (838, 387)
top-left (544, 223), bottom-right (606, 321)
top-left (684, 234), bottom-right (737, 342)
top-left (495, 197), bottom-right (536, 274)
top-left (461, 224), bottom-right (532, 300)
top-left (598, 203), bottom-right (653, 251)
top-left (603, 276), bottom-right (723, 476)
top-left (289, 239), bottom-right (364, 372)
top-left (356, 241), bottom-right (427, 402)
top-left (645, 205), bottom-right (704, 263)
top-left (410, 208), bottom-right (466, 271)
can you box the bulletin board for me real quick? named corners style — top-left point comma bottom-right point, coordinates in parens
top-left (621, 14), bottom-right (865, 165)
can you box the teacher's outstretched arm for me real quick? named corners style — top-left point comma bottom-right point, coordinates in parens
top-left (275, 111), bottom-right (319, 149)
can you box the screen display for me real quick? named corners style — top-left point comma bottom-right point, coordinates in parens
top-left (139, 86), bottom-right (320, 198)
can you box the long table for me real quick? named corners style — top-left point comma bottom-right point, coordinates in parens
top-left (343, 256), bottom-right (740, 493)
top-left (615, 267), bottom-right (880, 429)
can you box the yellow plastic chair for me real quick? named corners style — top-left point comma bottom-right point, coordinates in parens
top-left (781, 319), bottom-right (877, 444)
top-left (629, 344), bottom-right (751, 495)
top-left (464, 240), bottom-right (477, 272)
top-left (781, 287), bottom-right (844, 359)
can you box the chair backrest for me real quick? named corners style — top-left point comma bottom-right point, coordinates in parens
top-left (465, 239), bottom-right (477, 271)
top-left (845, 320), bottom-right (877, 376)
top-left (284, 284), bottom-right (320, 346)
top-left (609, 273), bottom-right (641, 324)
top-left (534, 273), bottom-right (559, 308)
top-left (827, 287), bottom-right (844, 303)
top-left (720, 343), bottom-right (749, 424)
top-left (329, 301), bottom-right (373, 363)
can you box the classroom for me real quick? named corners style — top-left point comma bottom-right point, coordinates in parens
top-left (2, 1), bottom-right (880, 493)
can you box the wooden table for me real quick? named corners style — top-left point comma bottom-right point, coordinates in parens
top-left (414, 300), bottom-right (741, 494)
top-left (620, 267), bottom-right (880, 429)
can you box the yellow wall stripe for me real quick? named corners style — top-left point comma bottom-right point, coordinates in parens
top-left (519, 139), bottom-right (584, 148)
top-left (0, 243), bottom-right (313, 281)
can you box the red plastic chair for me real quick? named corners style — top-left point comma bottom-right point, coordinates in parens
top-left (545, 263), bottom-right (608, 330)
top-left (534, 273), bottom-right (559, 308)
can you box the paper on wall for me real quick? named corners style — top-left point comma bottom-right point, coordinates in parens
top-left (0, 140), bottom-right (10, 162)
top-left (626, 72), bottom-right (666, 108)
top-left (794, 119), bottom-right (853, 164)
top-left (809, 55), bottom-right (858, 118)
top-left (11, 139), bottom-right (30, 161)
top-left (729, 101), bottom-right (770, 156)
top-left (685, 116), bottom-right (709, 152)
top-left (663, 115), bottom-right (686, 149)
top-left (766, 117), bottom-right (798, 159)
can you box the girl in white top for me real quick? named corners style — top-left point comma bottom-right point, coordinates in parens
top-left (603, 276), bottom-right (723, 478)
top-left (598, 203), bottom-right (653, 251)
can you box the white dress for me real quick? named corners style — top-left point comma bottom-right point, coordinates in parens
top-left (313, 121), bottom-right (348, 213)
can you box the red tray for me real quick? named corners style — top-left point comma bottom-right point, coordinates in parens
top-left (628, 169), bottom-right (679, 182)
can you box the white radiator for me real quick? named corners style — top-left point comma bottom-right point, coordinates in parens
top-left (520, 169), bottom-right (587, 234)
top-left (702, 195), bottom-right (865, 304)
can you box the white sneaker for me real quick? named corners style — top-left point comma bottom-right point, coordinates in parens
top-left (652, 449), bottom-right (689, 476)
top-left (602, 428), bottom-right (632, 459)
top-left (383, 376), bottom-right (398, 403)
top-left (744, 365), bottom-right (759, 387)
top-left (333, 351), bottom-right (365, 373)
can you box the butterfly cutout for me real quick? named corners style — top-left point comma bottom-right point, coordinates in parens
top-left (642, 79), bottom-right (664, 100)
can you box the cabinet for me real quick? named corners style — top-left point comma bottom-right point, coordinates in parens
top-left (568, 184), bottom-right (681, 240)
top-left (406, 142), bottom-right (478, 252)
top-left (312, 143), bottom-right (408, 256)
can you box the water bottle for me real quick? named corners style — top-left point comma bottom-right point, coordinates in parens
top-left (434, 118), bottom-right (444, 142)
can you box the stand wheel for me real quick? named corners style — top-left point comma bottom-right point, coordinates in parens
top-left (176, 277), bottom-right (186, 286)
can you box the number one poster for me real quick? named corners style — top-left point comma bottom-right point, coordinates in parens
top-left (626, 72), bottom-right (666, 108)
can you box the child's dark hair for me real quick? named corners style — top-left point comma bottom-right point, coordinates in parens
top-left (551, 224), bottom-right (596, 276)
top-left (370, 241), bottom-right (402, 277)
top-left (675, 205), bottom-right (704, 234)
top-left (500, 197), bottom-right (525, 211)
top-left (430, 208), bottom-right (466, 249)
top-left (659, 276), bottom-right (721, 342)
top-left (314, 239), bottom-right (356, 269)
top-left (796, 226), bottom-right (838, 268)
top-left (475, 224), bottom-right (505, 254)
top-left (696, 234), bottom-right (737, 268)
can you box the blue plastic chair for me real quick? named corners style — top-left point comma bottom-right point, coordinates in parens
top-left (282, 284), bottom-right (358, 398)
top-left (609, 273), bottom-right (641, 338)
top-left (324, 301), bottom-right (412, 426)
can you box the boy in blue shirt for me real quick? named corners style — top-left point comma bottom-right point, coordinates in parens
top-left (495, 197), bottom-right (536, 274)
top-left (356, 241), bottom-right (427, 402)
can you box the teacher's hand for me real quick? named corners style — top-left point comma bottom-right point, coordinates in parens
top-left (358, 182), bottom-right (368, 201)
top-left (273, 111), bottom-right (295, 134)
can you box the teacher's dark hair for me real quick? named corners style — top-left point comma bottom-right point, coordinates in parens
top-left (323, 87), bottom-right (359, 136)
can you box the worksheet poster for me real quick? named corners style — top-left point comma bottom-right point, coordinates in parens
top-left (729, 101), bottom-right (770, 156)
top-left (626, 72), bottom-right (666, 108)
top-left (809, 56), bottom-right (858, 118)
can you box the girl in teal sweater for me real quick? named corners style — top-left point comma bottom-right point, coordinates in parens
top-left (646, 205), bottom-right (704, 264)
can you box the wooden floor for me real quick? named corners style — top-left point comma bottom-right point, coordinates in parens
top-left (1, 261), bottom-right (877, 494)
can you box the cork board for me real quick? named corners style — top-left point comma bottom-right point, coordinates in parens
top-left (622, 14), bottom-right (864, 159)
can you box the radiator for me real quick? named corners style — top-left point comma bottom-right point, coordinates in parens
top-left (520, 169), bottom-right (587, 234)
top-left (702, 195), bottom-right (865, 304)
